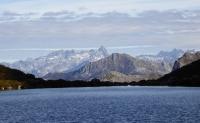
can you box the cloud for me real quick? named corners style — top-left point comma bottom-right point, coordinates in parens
top-left (0, 45), bottom-right (155, 51)
top-left (1, 0), bottom-right (200, 61)
top-left (1, 10), bottom-right (200, 34)
top-left (0, 10), bottom-right (200, 55)
top-left (42, 11), bottom-right (75, 17)
top-left (0, 11), bottom-right (37, 22)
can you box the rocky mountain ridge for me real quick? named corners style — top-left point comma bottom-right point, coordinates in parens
top-left (2, 47), bottom-right (185, 81)
top-left (173, 51), bottom-right (200, 71)
top-left (45, 53), bottom-right (172, 82)
top-left (3, 46), bottom-right (109, 77)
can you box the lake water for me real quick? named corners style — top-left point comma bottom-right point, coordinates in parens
top-left (0, 86), bottom-right (200, 123)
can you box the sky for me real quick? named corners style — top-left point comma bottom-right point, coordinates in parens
top-left (0, 0), bottom-right (200, 62)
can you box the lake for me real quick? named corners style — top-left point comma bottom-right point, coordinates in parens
top-left (0, 86), bottom-right (200, 123)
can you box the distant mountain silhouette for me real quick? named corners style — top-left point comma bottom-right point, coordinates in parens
top-left (1, 51), bottom-right (200, 90)
top-left (45, 53), bottom-right (171, 82)
top-left (138, 49), bottom-right (184, 68)
top-left (0, 65), bottom-right (128, 90)
top-left (3, 46), bottom-right (109, 77)
top-left (1, 57), bottom-right (200, 90)
top-left (3, 48), bottom-right (184, 79)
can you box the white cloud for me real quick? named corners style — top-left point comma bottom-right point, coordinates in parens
top-left (0, 10), bottom-right (200, 49)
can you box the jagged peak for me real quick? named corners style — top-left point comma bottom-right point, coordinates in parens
top-left (98, 45), bottom-right (107, 51)
top-left (98, 46), bottom-right (109, 56)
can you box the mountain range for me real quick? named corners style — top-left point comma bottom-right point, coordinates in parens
top-left (137, 49), bottom-right (184, 67)
top-left (1, 50), bottom-right (200, 90)
top-left (45, 53), bottom-right (163, 82)
top-left (4, 46), bottom-right (109, 77)
top-left (2, 47), bottom-right (185, 82)
top-left (0, 64), bottom-right (128, 90)
top-left (137, 51), bottom-right (200, 86)
top-left (45, 50), bottom-right (184, 82)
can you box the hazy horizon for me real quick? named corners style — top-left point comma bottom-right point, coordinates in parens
top-left (0, 46), bottom-right (198, 63)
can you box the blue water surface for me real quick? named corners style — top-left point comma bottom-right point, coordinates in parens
top-left (0, 86), bottom-right (200, 123)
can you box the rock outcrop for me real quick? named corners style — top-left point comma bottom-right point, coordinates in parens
top-left (173, 51), bottom-right (200, 71)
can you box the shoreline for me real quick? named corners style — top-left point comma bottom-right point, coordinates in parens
top-left (1, 83), bottom-right (200, 92)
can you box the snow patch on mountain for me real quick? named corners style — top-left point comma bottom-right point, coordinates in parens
top-left (4, 46), bottom-right (109, 77)
top-left (137, 49), bottom-right (185, 66)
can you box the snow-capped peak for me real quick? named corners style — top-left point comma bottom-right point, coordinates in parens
top-left (4, 46), bottom-right (109, 78)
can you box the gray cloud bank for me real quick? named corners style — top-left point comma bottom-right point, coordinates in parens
top-left (0, 10), bottom-right (200, 54)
